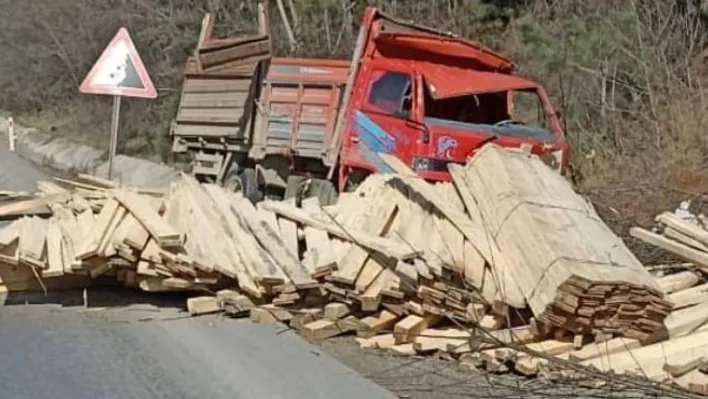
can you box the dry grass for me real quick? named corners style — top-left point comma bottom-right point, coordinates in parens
top-left (486, 1), bottom-right (708, 262)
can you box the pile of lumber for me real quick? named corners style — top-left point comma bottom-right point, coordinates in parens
top-left (461, 267), bottom-right (708, 394)
top-left (0, 144), bottom-right (683, 392)
top-left (630, 208), bottom-right (708, 276)
top-left (456, 146), bottom-right (671, 340)
top-left (551, 201), bottom-right (708, 393)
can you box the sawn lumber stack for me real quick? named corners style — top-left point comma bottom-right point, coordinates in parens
top-left (0, 144), bottom-right (682, 391)
top-left (458, 146), bottom-right (669, 339)
top-left (0, 144), bottom-right (668, 336)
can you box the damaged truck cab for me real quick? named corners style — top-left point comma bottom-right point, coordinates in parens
top-left (171, 6), bottom-right (569, 202)
top-left (335, 8), bottom-right (569, 191)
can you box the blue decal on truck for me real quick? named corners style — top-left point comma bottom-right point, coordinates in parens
top-left (354, 111), bottom-right (397, 153)
top-left (358, 145), bottom-right (395, 174)
top-left (352, 111), bottom-right (396, 174)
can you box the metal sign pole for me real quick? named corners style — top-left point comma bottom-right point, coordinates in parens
top-left (108, 95), bottom-right (121, 180)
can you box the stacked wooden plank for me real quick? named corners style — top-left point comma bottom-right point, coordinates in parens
top-left (616, 203), bottom-right (708, 392)
top-left (0, 145), bottom-right (687, 393)
top-left (0, 177), bottom-right (168, 291)
top-left (0, 173), bottom-right (427, 299)
top-left (631, 209), bottom-right (708, 276)
top-left (0, 147), bottom-right (670, 337)
top-left (461, 266), bottom-right (708, 394)
top-left (374, 146), bottom-right (670, 341)
top-left (449, 145), bottom-right (671, 340)
top-left (231, 173), bottom-right (540, 353)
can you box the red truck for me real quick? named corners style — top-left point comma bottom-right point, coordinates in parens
top-left (171, 6), bottom-right (569, 204)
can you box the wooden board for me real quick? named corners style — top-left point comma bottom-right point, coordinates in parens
top-left (44, 219), bottom-right (64, 278)
top-left (75, 199), bottom-right (120, 260)
top-left (277, 213), bottom-right (299, 261)
top-left (18, 217), bottom-right (47, 268)
top-left (0, 220), bottom-right (21, 247)
top-left (114, 190), bottom-right (181, 247)
top-left (230, 195), bottom-right (317, 289)
top-left (261, 200), bottom-right (420, 261)
top-left (123, 214), bottom-right (151, 251)
top-left (669, 283), bottom-right (708, 310)
top-left (0, 193), bottom-right (67, 219)
top-left (301, 197), bottom-right (336, 275)
top-left (55, 211), bottom-right (79, 275)
top-left (202, 183), bottom-right (285, 287)
top-left (330, 198), bottom-right (397, 285)
top-left (657, 271), bottom-right (700, 294)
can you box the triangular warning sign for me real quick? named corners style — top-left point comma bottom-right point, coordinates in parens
top-left (79, 27), bottom-right (157, 99)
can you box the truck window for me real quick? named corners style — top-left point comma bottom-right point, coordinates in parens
top-left (509, 90), bottom-right (549, 130)
top-left (366, 71), bottom-right (412, 119)
top-left (423, 86), bottom-right (556, 142)
top-left (425, 91), bottom-right (509, 125)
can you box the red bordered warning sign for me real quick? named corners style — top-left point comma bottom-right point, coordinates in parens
top-left (79, 27), bottom-right (157, 99)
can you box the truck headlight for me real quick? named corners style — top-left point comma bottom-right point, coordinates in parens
top-left (412, 157), bottom-right (431, 171)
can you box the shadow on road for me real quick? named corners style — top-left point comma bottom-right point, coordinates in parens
top-left (1, 285), bottom-right (189, 310)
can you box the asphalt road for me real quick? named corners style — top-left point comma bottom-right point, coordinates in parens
top-left (0, 136), bottom-right (46, 228)
top-left (0, 300), bottom-right (396, 399)
top-left (0, 135), bottom-right (44, 193)
top-left (0, 136), bottom-right (397, 399)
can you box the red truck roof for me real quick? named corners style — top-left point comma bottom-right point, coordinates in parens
top-left (364, 9), bottom-right (514, 73)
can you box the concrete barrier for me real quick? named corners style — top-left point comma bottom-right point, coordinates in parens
top-left (0, 117), bottom-right (178, 188)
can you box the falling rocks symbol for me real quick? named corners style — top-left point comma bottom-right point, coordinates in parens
top-left (112, 52), bottom-right (144, 89)
top-left (79, 27), bottom-right (156, 99)
top-left (90, 40), bottom-right (144, 90)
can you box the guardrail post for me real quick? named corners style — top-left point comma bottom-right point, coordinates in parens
top-left (7, 116), bottom-right (15, 152)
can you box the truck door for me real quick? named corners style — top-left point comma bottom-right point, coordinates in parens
top-left (347, 69), bottom-right (422, 171)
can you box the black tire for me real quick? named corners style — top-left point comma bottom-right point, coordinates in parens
top-left (239, 167), bottom-right (264, 204)
top-left (223, 166), bottom-right (241, 193)
top-left (307, 179), bottom-right (338, 206)
top-left (284, 175), bottom-right (307, 200)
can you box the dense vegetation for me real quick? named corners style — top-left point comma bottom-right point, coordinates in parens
top-left (1, 0), bottom-right (707, 259)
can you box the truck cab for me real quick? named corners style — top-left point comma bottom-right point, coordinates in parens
top-left (335, 8), bottom-right (569, 191)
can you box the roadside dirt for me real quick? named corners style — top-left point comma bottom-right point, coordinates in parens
top-left (318, 337), bottom-right (682, 399)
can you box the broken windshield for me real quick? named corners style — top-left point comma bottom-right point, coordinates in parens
top-left (423, 88), bottom-right (557, 142)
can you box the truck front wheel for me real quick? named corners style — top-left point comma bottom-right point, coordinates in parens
top-left (239, 167), bottom-right (264, 204)
top-left (223, 167), bottom-right (264, 203)
top-left (307, 179), bottom-right (338, 206)
top-left (223, 167), bottom-right (241, 192)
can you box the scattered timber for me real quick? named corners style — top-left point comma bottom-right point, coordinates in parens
top-left (1, 144), bottom-right (693, 394)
